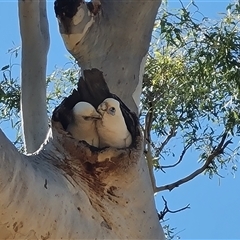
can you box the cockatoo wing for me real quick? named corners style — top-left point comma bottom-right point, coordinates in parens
top-left (111, 93), bottom-right (139, 144)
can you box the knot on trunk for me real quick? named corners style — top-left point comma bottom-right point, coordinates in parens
top-left (54, 0), bottom-right (101, 50)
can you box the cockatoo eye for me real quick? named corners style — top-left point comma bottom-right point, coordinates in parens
top-left (108, 107), bottom-right (116, 116)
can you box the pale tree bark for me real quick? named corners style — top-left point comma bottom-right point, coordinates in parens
top-left (0, 118), bottom-right (164, 239)
top-left (55, 0), bottom-right (160, 113)
top-left (18, 0), bottom-right (49, 153)
top-left (0, 0), bottom-right (165, 239)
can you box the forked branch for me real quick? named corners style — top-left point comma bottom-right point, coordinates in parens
top-left (155, 133), bottom-right (232, 192)
top-left (158, 196), bottom-right (190, 220)
top-left (160, 141), bottom-right (192, 171)
top-left (156, 127), bottom-right (177, 157)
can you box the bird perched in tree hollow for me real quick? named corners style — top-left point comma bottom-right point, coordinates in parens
top-left (66, 101), bottom-right (101, 147)
top-left (52, 68), bottom-right (139, 149)
top-left (96, 98), bottom-right (132, 148)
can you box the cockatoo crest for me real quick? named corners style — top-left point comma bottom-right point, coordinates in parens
top-left (98, 99), bottom-right (119, 117)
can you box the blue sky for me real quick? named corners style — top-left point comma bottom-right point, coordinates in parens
top-left (0, 0), bottom-right (240, 239)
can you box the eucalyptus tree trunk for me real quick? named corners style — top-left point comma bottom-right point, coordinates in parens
top-left (0, 0), bottom-right (165, 239)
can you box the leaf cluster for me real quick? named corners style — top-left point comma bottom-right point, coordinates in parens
top-left (141, 1), bottom-right (240, 177)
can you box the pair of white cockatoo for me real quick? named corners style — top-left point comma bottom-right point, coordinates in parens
top-left (66, 98), bottom-right (132, 148)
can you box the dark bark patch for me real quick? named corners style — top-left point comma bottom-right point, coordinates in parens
top-left (13, 221), bottom-right (23, 232)
top-left (86, 1), bottom-right (101, 15)
top-left (44, 179), bottom-right (48, 189)
top-left (84, 161), bottom-right (94, 172)
top-left (54, 0), bottom-right (84, 34)
top-left (54, 0), bottom-right (83, 19)
top-left (100, 220), bottom-right (112, 230)
top-left (41, 231), bottom-right (50, 240)
top-left (106, 186), bottom-right (118, 197)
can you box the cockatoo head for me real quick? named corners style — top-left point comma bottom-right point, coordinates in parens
top-left (97, 98), bottom-right (120, 117)
top-left (73, 102), bottom-right (101, 121)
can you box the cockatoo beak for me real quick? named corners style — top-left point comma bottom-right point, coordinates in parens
top-left (83, 112), bottom-right (102, 121)
top-left (97, 102), bottom-right (108, 116)
top-left (91, 113), bottom-right (102, 119)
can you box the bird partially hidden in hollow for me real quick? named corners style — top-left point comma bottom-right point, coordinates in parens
top-left (66, 101), bottom-right (101, 148)
top-left (52, 68), bottom-right (139, 149)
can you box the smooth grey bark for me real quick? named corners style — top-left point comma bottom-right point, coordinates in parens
top-left (0, 121), bottom-right (165, 239)
top-left (57, 0), bottom-right (161, 113)
top-left (18, 0), bottom-right (49, 153)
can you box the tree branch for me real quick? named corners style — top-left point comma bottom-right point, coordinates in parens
top-left (0, 129), bottom-right (22, 187)
top-left (155, 133), bottom-right (232, 192)
top-left (144, 101), bottom-right (154, 149)
top-left (18, 0), bottom-right (49, 153)
top-left (158, 196), bottom-right (190, 220)
top-left (155, 127), bottom-right (177, 157)
top-left (144, 100), bottom-right (158, 192)
top-left (160, 141), bottom-right (192, 170)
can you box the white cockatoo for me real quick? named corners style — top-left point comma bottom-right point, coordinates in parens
top-left (54, 69), bottom-right (139, 149)
top-left (67, 101), bottom-right (101, 147)
top-left (96, 98), bottom-right (132, 148)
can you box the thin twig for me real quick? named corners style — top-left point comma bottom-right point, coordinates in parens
top-left (155, 127), bottom-right (177, 157)
top-left (158, 196), bottom-right (190, 220)
top-left (160, 141), bottom-right (192, 169)
top-left (155, 133), bottom-right (232, 192)
top-left (143, 101), bottom-right (154, 149)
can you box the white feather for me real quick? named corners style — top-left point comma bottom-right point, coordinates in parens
top-left (67, 102), bottom-right (101, 147)
top-left (96, 98), bottom-right (132, 148)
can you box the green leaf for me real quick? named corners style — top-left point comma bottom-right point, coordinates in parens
top-left (1, 65), bottom-right (9, 71)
